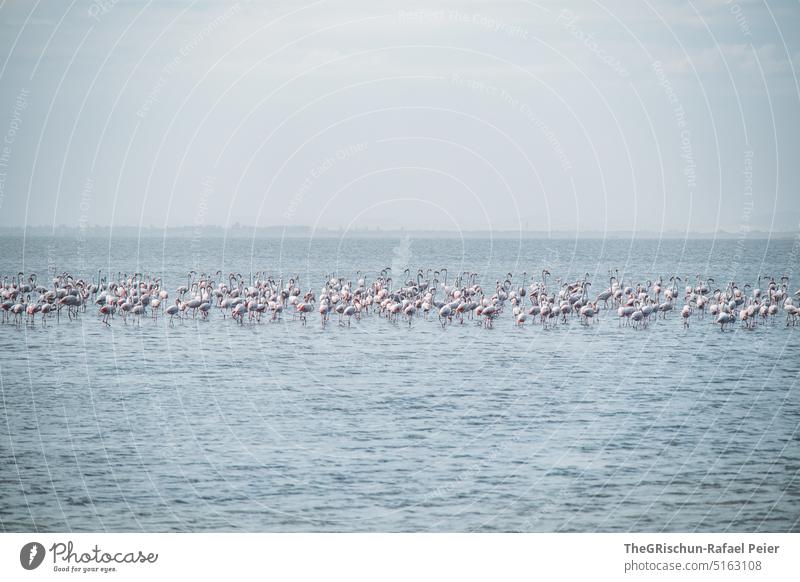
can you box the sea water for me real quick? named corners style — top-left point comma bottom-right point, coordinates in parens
top-left (0, 235), bottom-right (798, 531)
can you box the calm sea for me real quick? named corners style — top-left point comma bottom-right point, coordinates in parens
top-left (1, 235), bottom-right (798, 532)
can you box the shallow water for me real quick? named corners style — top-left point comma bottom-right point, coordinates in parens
top-left (1, 236), bottom-right (799, 532)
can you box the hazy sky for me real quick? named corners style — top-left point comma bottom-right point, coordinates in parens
top-left (0, 0), bottom-right (798, 233)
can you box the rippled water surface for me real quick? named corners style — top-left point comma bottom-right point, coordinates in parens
top-left (1, 236), bottom-right (799, 532)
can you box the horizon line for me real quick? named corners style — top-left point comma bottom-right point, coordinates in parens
top-left (0, 224), bottom-right (797, 240)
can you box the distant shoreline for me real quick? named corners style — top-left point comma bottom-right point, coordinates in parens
top-left (0, 226), bottom-right (797, 240)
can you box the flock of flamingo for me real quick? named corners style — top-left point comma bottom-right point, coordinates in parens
top-left (1, 269), bottom-right (798, 331)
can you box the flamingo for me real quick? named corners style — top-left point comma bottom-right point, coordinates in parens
top-left (165, 299), bottom-right (180, 325)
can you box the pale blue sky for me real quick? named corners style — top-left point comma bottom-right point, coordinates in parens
top-left (0, 0), bottom-right (798, 233)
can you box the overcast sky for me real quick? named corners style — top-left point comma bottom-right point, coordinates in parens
top-left (0, 0), bottom-right (798, 234)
